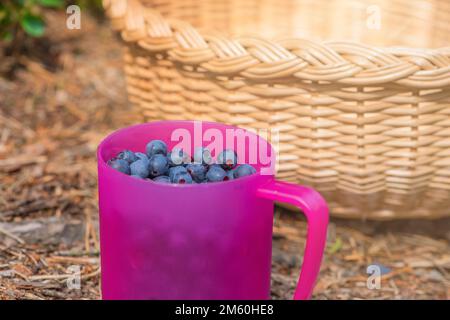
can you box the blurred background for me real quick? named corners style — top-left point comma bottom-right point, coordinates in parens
top-left (0, 0), bottom-right (449, 299)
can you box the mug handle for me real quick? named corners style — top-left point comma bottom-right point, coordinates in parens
top-left (257, 180), bottom-right (329, 300)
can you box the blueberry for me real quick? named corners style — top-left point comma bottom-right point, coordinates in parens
top-left (167, 152), bottom-right (176, 167)
top-left (117, 150), bottom-right (137, 164)
top-left (208, 164), bottom-right (224, 172)
top-left (146, 140), bottom-right (167, 157)
top-left (172, 172), bottom-right (193, 184)
top-left (131, 174), bottom-right (143, 179)
top-left (153, 175), bottom-right (171, 184)
top-left (169, 165), bottom-right (188, 179)
top-left (234, 164), bottom-right (256, 178)
top-left (193, 147), bottom-right (213, 165)
top-left (135, 152), bottom-right (149, 163)
top-left (109, 159), bottom-right (131, 175)
top-left (206, 165), bottom-right (227, 182)
top-left (226, 169), bottom-right (236, 180)
top-left (130, 159), bottom-right (150, 178)
top-left (208, 163), bottom-right (222, 169)
top-left (217, 149), bottom-right (238, 169)
top-left (148, 154), bottom-right (169, 177)
top-left (186, 163), bottom-right (207, 183)
top-left (168, 148), bottom-right (191, 166)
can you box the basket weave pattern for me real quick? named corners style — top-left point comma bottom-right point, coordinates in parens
top-left (104, 0), bottom-right (450, 219)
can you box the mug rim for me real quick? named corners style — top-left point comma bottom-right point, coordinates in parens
top-left (97, 120), bottom-right (275, 188)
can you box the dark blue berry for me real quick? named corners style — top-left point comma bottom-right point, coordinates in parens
top-left (135, 152), bottom-right (149, 163)
top-left (234, 164), bottom-right (256, 178)
top-left (206, 165), bottom-right (227, 182)
top-left (109, 159), bottom-right (130, 175)
top-left (208, 164), bottom-right (222, 170)
top-left (193, 147), bottom-right (213, 165)
top-left (167, 152), bottom-right (176, 167)
top-left (168, 148), bottom-right (191, 166)
top-left (146, 140), bottom-right (167, 157)
top-left (217, 149), bottom-right (238, 169)
top-left (169, 166), bottom-right (188, 179)
top-left (130, 159), bottom-right (150, 178)
top-left (109, 146), bottom-right (254, 184)
top-left (186, 163), bottom-right (207, 183)
top-left (226, 169), bottom-right (236, 180)
top-left (117, 150), bottom-right (137, 164)
top-left (172, 172), bottom-right (193, 184)
top-left (153, 175), bottom-right (171, 183)
top-left (148, 154), bottom-right (169, 177)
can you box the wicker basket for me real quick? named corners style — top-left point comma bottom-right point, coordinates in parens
top-left (103, 0), bottom-right (450, 219)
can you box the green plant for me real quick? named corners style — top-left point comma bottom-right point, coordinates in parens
top-left (0, 0), bottom-right (65, 43)
top-left (74, 0), bottom-right (103, 12)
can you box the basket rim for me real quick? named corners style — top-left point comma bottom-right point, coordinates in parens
top-left (103, 0), bottom-right (450, 89)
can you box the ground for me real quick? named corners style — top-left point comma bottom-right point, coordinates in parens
top-left (0, 12), bottom-right (449, 300)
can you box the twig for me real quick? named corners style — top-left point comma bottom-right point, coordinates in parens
top-left (46, 256), bottom-right (98, 265)
top-left (82, 268), bottom-right (101, 280)
top-left (0, 110), bottom-right (35, 138)
top-left (14, 280), bottom-right (60, 289)
top-left (1, 199), bottom-right (62, 217)
top-left (40, 289), bottom-right (67, 299)
top-left (28, 268), bottom-right (100, 282)
top-left (84, 213), bottom-right (91, 253)
top-left (28, 274), bottom-right (72, 281)
top-left (0, 155), bottom-right (47, 172)
top-left (53, 250), bottom-right (99, 257)
top-left (90, 220), bottom-right (100, 251)
top-left (23, 292), bottom-right (45, 300)
top-left (13, 270), bottom-right (29, 280)
top-left (0, 225), bottom-right (25, 244)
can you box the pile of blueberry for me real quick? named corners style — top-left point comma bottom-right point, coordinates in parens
top-left (107, 140), bottom-right (257, 184)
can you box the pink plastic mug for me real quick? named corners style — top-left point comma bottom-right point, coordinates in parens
top-left (97, 121), bottom-right (328, 300)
